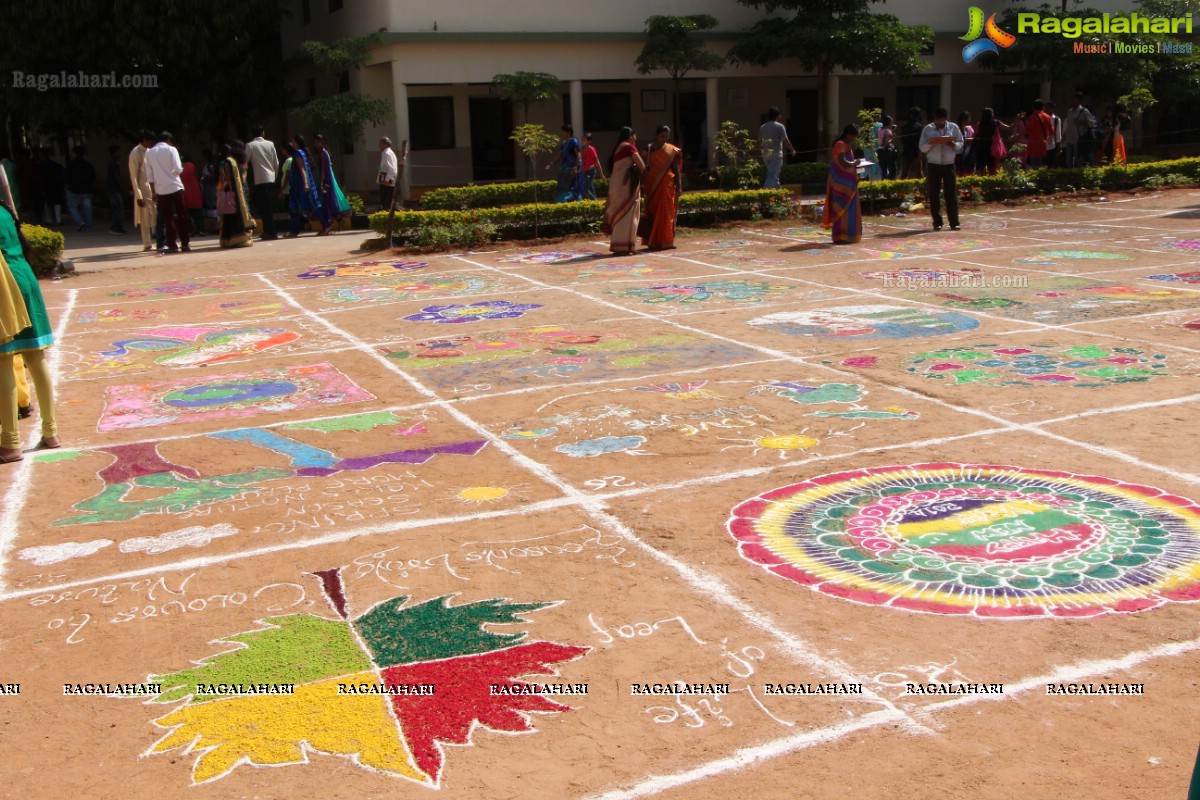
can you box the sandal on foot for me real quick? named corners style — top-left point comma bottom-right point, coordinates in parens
top-left (0, 448), bottom-right (23, 463)
top-left (18, 405), bottom-right (31, 419)
top-left (36, 436), bottom-right (61, 450)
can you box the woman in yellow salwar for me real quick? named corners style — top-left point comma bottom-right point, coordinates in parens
top-left (218, 141), bottom-right (255, 248)
top-left (641, 125), bottom-right (683, 251)
top-left (821, 125), bottom-right (862, 245)
top-left (601, 127), bottom-right (645, 256)
top-left (0, 199), bottom-right (59, 462)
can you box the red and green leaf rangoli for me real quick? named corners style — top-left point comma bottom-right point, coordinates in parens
top-left (137, 567), bottom-right (588, 787)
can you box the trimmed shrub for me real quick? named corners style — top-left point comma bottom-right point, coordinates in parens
top-left (369, 189), bottom-right (796, 247)
top-left (20, 223), bottom-right (65, 278)
top-left (420, 179), bottom-right (610, 210)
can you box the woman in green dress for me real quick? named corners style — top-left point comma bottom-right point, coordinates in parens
top-left (0, 200), bottom-right (58, 462)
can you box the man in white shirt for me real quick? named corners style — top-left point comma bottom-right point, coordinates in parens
top-left (128, 130), bottom-right (159, 251)
top-left (1045, 101), bottom-right (1063, 167)
top-left (143, 131), bottom-right (189, 253)
top-left (758, 106), bottom-right (795, 188)
top-left (245, 125), bottom-right (280, 240)
top-left (377, 137), bottom-right (398, 210)
top-left (918, 107), bottom-right (965, 231)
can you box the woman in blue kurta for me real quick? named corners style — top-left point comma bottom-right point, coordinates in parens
top-left (312, 134), bottom-right (351, 235)
top-left (286, 135), bottom-right (328, 237)
top-left (0, 201), bottom-right (58, 462)
top-left (821, 125), bottom-right (862, 244)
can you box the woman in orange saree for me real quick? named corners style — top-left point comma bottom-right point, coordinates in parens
top-left (601, 127), bottom-right (646, 255)
top-left (641, 125), bottom-right (683, 251)
top-left (821, 124), bottom-right (862, 245)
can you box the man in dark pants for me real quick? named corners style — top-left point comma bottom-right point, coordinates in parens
top-left (918, 107), bottom-right (964, 231)
top-left (143, 131), bottom-right (190, 253)
top-left (245, 125), bottom-right (280, 240)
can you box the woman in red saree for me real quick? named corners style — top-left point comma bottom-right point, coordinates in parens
top-left (821, 124), bottom-right (862, 244)
top-left (601, 127), bottom-right (645, 255)
top-left (641, 125), bottom-right (683, 251)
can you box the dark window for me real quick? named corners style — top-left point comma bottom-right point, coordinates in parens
top-left (566, 92), bottom-right (631, 132)
top-left (301, 0), bottom-right (310, 24)
top-left (863, 96), bottom-right (885, 115)
top-left (338, 71), bottom-right (350, 93)
top-left (343, 140), bottom-right (354, 155)
top-left (328, 0), bottom-right (343, 12)
top-left (306, 78), bottom-right (317, 99)
top-left (895, 86), bottom-right (940, 121)
top-left (408, 96), bottom-right (456, 150)
top-left (992, 83), bottom-right (1039, 117)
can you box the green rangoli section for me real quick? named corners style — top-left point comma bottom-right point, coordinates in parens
top-left (354, 595), bottom-right (555, 665)
top-left (151, 615), bottom-right (372, 704)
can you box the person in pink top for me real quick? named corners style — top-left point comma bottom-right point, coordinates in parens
top-left (580, 132), bottom-right (605, 200)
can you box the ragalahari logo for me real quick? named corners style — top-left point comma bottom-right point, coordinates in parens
top-left (961, 7), bottom-right (1016, 62)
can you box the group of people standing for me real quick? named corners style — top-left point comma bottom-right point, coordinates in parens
top-left (872, 94), bottom-right (1127, 181)
top-left (546, 124), bottom-right (606, 202)
top-left (126, 127), bottom-right (353, 253)
top-left (601, 125), bottom-right (683, 255)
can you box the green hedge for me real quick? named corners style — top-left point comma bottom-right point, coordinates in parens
top-left (20, 223), bottom-right (65, 278)
top-left (854, 157), bottom-right (1200, 206)
top-left (420, 163), bottom-right (837, 210)
top-left (421, 179), bottom-right (610, 210)
top-left (370, 189), bottom-right (794, 243)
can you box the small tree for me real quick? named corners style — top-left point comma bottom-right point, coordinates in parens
top-left (729, 1), bottom-right (931, 151)
top-left (510, 123), bottom-right (560, 237)
top-left (635, 15), bottom-right (724, 136)
top-left (494, 71), bottom-right (561, 124)
top-left (1117, 87), bottom-right (1156, 151)
top-left (296, 34), bottom-right (392, 149)
top-left (710, 121), bottom-right (759, 191)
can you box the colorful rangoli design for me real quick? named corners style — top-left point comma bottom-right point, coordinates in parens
top-left (559, 262), bottom-right (671, 279)
top-left (81, 326), bottom-right (299, 373)
top-left (98, 363), bottom-right (374, 431)
top-left (728, 463), bottom-right (1200, 617)
top-left (1145, 271), bottom-right (1200, 284)
top-left (298, 260), bottom-right (429, 279)
top-left (402, 301), bottom-right (544, 324)
top-left (1161, 239), bottom-right (1200, 251)
top-left (205, 302), bottom-right (289, 319)
top-left (108, 279), bottom-right (240, 298)
top-left (322, 275), bottom-right (493, 304)
top-left (136, 567), bottom-right (587, 786)
top-left (748, 305), bottom-right (979, 339)
top-left (612, 280), bottom-right (793, 304)
top-left (904, 344), bottom-right (1169, 386)
top-left (77, 309), bottom-right (167, 324)
top-left (1015, 250), bottom-right (1132, 264)
top-left (500, 249), bottom-right (603, 264)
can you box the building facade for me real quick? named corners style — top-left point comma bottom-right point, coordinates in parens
top-left (282, 0), bottom-right (1138, 193)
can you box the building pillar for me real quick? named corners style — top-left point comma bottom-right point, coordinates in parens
top-left (390, 71), bottom-right (410, 201)
top-left (569, 80), bottom-right (584, 134)
top-left (824, 74), bottom-right (840, 152)
top-left (705, 76), bottom-right (719, 167)
top-left (940, 72), bottom-right (953, 115)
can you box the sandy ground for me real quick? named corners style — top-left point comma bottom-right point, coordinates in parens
top-left (1, 190), bottom-right (1199, 799)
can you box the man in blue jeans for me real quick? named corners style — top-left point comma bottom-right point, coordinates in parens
top-left (758, 106), bottom-right (795, 188)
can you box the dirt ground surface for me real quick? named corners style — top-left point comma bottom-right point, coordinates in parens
top-left (2, 190), bottom-right (1199, 800)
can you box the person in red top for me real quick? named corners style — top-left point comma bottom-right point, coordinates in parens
top-left (181, 153), bottom-right (204, 236)
top-left (580, 132), bottom-right (604, 200)
top-left (1026, 99), bottom-right (1055, 168)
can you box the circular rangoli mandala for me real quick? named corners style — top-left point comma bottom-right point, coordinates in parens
top-left (728, 463), bottom-right (1200, 618)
